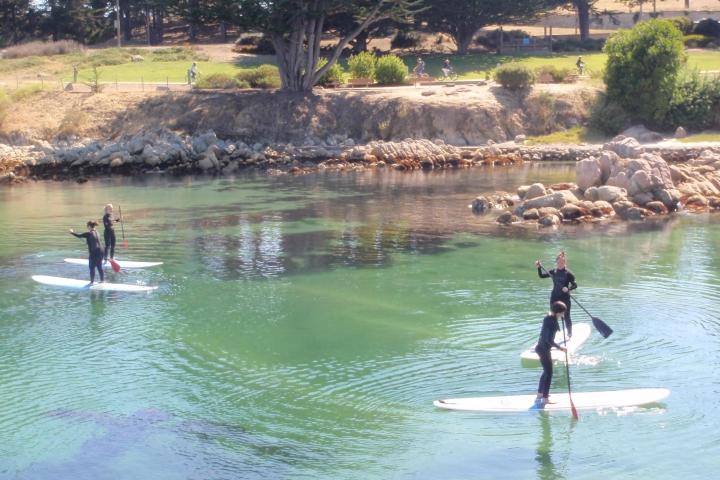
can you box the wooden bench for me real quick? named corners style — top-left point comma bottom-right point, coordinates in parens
top-left (347, 78), bottom-right (374, 88)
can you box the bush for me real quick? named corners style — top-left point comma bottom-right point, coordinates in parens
top-left (2, 40), bottom-right (85, 59)
top-left (590, 95), bottom-right (632, 135)
top-left (477, 29), bottom-right (530, 49)
top-left (374, 54), bottom-right (408, 85)
top-left (391, 30), bottom-right (422, 50)
top-left (683, 34), bottom-right (715, 48)
top-left (494, 63), bottom-right (535, 91)
top-left (670, 17), bottom-right (694, 35)
top-left (604, 19), bottom-right (685, 127)
top-left (151, 47), bottom-right (206, 62)
top-left (693, 18), bottom-right (720, 38)
top-left (236, 65), bottom-right (281, 89)
top-left (10, 84), bottom-right (44, 101)
top-left (347, 51), bottom-right (376, 80)
top-left (665, 71), bottom-right (720, 130)
top-left (316, 58), bottom-right (346, 86)
top-left (551, 38), bottom-right (605, 52)
top-left (195, 73), bottom-right (241, 89)
top-left (535, 65), bottom-right (574, 83)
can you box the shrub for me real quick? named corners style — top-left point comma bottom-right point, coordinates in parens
top-left (347, 51), bottom-right (376, 80)
top-left (56, 108), bottom-right (88, 138)
top-left (316, 58), bottom-right (346, 86)
top-left (374, 54), bottom-right (408, 85)
top-left (195, 73), bottom-right (241, 89)
top-left (693, 18), bottom-right (720, 38)
top-left (477, 29), bottom-right (530, 49)
top-left (670, 17), bottom-right (694, 35)
top-left (552, 38), bottom-right (605, 52)
top-left (494, 63), bottom-right (535, 91)
top-left (2, 40), bottom-right (85, 59)
top-left (665, 71), bottom-right (720, 130)
top-left (535, 65), bottom-right (573, 83)
top-left (236, 65), bottom-right (281, 89)
top-left (683, 34), bottom-right (715, 48)
top-left (10, 84), bottom-right (44, 101)
top-left (590, 95), bottom-right (632, 135)
top-left (391, 30), bottom-right (422, 50)
top-left (151, 47), bottom-right (205, 62)
top-left (604, 19), bottom-right (685, 127)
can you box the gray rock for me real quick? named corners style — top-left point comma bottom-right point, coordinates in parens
top-left (198, 151), bottom-right (219, 171)
top-left (675, 126), bottom-right (688, 139)
top-left (645, 201), bottom-right (668, 214)
top-left (657, 188), bottom-right (681, 210)
top-left (597, 185), bottom-right (627, 203)
top-left (192, 131), bottom-right (218, 154)
top-left (591, 200), bottom-right (614, 216)
top-left (471, 196), bottom-right (494, 214)
top-left (620, 125), bottom-right (664, 143)
top-left (514, 134), bottom-right (527, 144)
top-left (537, 207), bottom-right (562, 218)
top-left (560, 204), bottom-right (585, 220)
top-left (612, 200), bottom-right (635, 218)
top-left (625, 207), bottom-right (648, 220)
top-left (538, 214), bottom-right (560, 227)
top-left (517, 185), bottom-right (530, 200)
top-left (576, 157), bottom-right (602, 190)
top-left (632, 192), bottom-right (654, 205)
top-left (603, 137), bottom-right (644, 158)
top-left (496, 212), bottom-right (518, 225)
top-left (584, 186), bottom-right (599, 202)
top-left (523, 208), bottom-right (540, 220)
top-left (525, 183), bottom-right (547, 200)
top-left (523, 192), bottom-right (568, 210)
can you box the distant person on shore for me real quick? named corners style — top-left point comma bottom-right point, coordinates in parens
top-left (531, 301), bottom-right (568, 409)
top-left (441, 58), bottom-right (455, 79)
top-left (535, 251), bottom-right (576, 337)
top-left (576, 56), bottom-right (585, 75)
top-left (188, 62), bottom-right (198, 84)
top-left (70, 221), bottom-right (104, 284)
top-left (102, 204), bottom-right (121, 262)
top-left (413, 57), bottom-right (426, 77)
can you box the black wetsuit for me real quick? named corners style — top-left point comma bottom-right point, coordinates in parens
top-left (103, 213), bottom-right (118, 261)
top-left (538, 267), bottom-right (577, 336)
top-left (535, 315), bottom-right (563, 398)
top-left (72, 230), bottom-right (104, 283)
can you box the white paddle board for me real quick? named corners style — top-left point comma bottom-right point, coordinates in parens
top-left (434, 388), bottom-right (670, 412)
top-left (520, 323), bottom-right (592, 365)
top-left (32, 275), bottom-right (157, 293)
top-left (64, 258), bottom-right (163, 269)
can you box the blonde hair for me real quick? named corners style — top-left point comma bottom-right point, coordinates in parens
top-left (104, 204), bottom-right (113, 213)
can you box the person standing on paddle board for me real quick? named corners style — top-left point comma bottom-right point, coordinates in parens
top-left (532, 301), bottom-right (568, 409)
top-left (102, 204), bottom-right (121, 263)
top-left (535, 251), bottom-right (577, 337)
top-left (70, 221), bottom-right (104, 284)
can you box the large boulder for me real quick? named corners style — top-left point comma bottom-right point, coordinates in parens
top-left (523, 192), bottom-right (568, 210)
top-left (560, 204), bottom-right (588, 220)
top-left (603, 136), bottom-right (644, 158)
top-left (620, 125), bottom-right (664, 143)
top-left (576, 157), bottom-right (602, 190)
top-left (538, 214), bottom-right (561, 227)
top-left (597, 185), bottom-right (627, 203)
top-left (525, 183), bottom-right (547, 200)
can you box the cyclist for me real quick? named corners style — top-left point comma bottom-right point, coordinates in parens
top-left (576, 56), bottom-right (585, 76)
top-left (441, 58), bottom-right (456, 80)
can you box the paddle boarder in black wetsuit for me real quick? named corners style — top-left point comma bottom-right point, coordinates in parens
top-left (70, 221), bottom-right (104, 284)
top-left (535, 251), bottom-right (577, 337)
top-left (532, 301), bottom-right (568, 410)
top-left (102, 204), bottom-right (121, 262)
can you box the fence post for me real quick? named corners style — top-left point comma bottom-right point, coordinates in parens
top-left (141, 76), bottom-right (144, 91)
top-left (166, 76), bottom-right (169, 89)
top-left (116, 76), bottom-right (118, 90)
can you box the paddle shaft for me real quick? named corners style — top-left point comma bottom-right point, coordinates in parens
top-left (560, 317), bottom-right (579, 420)
top-left (119, 205), bottom-right (127, 247)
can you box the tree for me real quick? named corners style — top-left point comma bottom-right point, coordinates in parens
top-left (234, 0), bottom-right (422, 92)
top-left (422, 0), bottom-right (566, 55)
top-left (571, 0), bottom-right (597, 42)
top-left (0, 0), bottom-right (39, 45)
top-left (604, 19), bottom-right (684, 126)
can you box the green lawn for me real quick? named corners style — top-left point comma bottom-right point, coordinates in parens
top-left (678, 132), bottom-right (720, 143)
top-left (526, 127), bottom-right (609, 145)
top-left (5, 46), bottom-right (720, 86)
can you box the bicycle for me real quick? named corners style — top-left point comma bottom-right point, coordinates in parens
top-left (441, 68), bottom-right (458, 81)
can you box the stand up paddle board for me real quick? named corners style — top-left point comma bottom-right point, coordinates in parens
top-left (64, 258), bottom-right (163, 269)
top-left (520, 322), bottom-right (592, 365)
top-left (32, 275), bottom-right (157, 293)
top-left (434, 388), bottom-right (670, 412)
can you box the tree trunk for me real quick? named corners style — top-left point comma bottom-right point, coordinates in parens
top-left (453, 23), bottom-right (476, 55)
top-left (576, 1), bottom-right (590, 42)
top-left (685, 0), bottom-right (690, 9)
top-left (220, 22), bottom-right (227, 43)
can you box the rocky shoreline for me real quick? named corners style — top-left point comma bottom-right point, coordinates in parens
top-left (472, 136), bottom-right (720, 227)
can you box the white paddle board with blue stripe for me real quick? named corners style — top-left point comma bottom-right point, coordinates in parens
top-left (520, 322), bottom-right (592, 365)
top-left (64, 258), bottom-right (163, 269)
top-left (32, 275), bottom-right (157, 292)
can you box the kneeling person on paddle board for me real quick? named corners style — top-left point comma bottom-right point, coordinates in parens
top-left (532, 301), bottom-right (568, 409)
top-left (102, 203), bottom-right (121, 263)
top-left (536, 251), bottom-right (576, 337)
top-left (70, 221), bottom-right (104, 284)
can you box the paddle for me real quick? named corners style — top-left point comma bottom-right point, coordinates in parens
top-left (119, 205), bottom-right (128, 248)
top-left (108, 258), bottom-right (121, 273)
top-left (537, 264), bottom-right (613, 339)
top-left (559, 317), bottom-right (579, 420)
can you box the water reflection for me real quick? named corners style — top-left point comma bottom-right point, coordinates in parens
top-left (535, 414), bottom-right (566, 480)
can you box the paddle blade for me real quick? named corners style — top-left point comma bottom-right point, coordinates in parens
top-left (109, 258), bottom-right (121, 273)
top-left (570, 402), bottom-right (579, 420)
top-left (122, 239), bottom-right (128, 248)
top-left (592, 317), bottom-right (613, 339)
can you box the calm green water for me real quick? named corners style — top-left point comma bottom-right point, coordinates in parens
top-left (1, 166), bottom-right (719, 479)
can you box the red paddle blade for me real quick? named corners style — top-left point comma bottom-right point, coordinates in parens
top-left (571, 403), bottom-right (579, 420)
top-left (109, 258), bottom-right (121, 273)
top-left (123, 239), bottom-right (128, 248)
